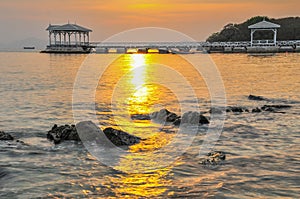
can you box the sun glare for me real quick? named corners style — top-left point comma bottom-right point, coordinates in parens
top-left (127, 54), bottom-right (150, 114)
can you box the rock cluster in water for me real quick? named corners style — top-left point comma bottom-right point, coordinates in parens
top-left (0, 131), bottom-right (14, 141)
top-left (201, 151), bottom-right (226, 166)
top-left (211, 104), bottom-right (291, 114)
top-left (226, 106), bottom-right (249, 113)
top-left (0, 131), bottom-right (28, 146)
top-left (47, 124), bottom-right (80, 144)
top-left (251, 104), bottom-right (292, 113)
top-left (47, 124), bottom-right (142, 146)
top-left (131, 108), bottom-right (210, 126)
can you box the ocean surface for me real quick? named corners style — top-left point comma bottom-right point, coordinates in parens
top-left (0, 52), bottom-right (299, 198)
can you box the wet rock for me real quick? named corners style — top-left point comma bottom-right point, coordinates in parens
top-left (261, 105), bottom-right (291, 110)
top-left (48, 123), bottom-right (142, 146)
top-left (150, 109), bottom-right (180, 123)
top-left (226, 106), bottom-right (248, 113)
top-left (252, 107), bottom-right (262, 113)
top-left (199, 115), bottom-right (210, 124)
top-left (173, 118), bottom-right (182, 126)
top-left (181, 111), bottom-right (209, 125)
top-left (0, 168), bottom-right (8, 179)
top-left (201, 151), bottom-right (226, 166)
top-left (248, 94), bottom-right (267, 101)
top-left (103, 127), bottom-right (142, 146)
top-left (258, 105), bottom-right (291, 113)
top-left (209, 107), bottom-right (224, 114)
top-left (0, 131), bottom-right (14, 141)
top-left (262, 107), bottom-right (276, 112)
top-left (131, 114), bottom-right (151, 121)
top-left (47, 124), bottom-right (80, 144)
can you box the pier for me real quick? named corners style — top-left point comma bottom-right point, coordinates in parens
top-left (92, 40), bottom-right (300, 54)
top-left (41, 20), bottom-right (300, 54)
top-left (93, 20), bottom-right (299, 54)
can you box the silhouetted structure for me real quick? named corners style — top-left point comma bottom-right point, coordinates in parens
top-left (248, 19), bottom-right (281, 46)
top-left (41, 23), bottom-right (95, 53)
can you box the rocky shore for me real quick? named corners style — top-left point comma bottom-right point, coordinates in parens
top-left (0, 95), bottom-right (293, 167)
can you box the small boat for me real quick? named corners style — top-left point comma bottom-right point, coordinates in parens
top-left (23, 46), bottom-right (35, 50)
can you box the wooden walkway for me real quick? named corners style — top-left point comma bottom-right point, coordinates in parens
top-left (92, 40), bottom-right (300, 49)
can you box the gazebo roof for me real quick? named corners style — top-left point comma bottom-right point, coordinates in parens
top-left (248, 20), bottom-right (280, 29)
top-left (46, 23), bottom-right (92, 32)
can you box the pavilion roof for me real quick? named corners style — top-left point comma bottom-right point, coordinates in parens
top-left (46, 23), bottom-right (92, 32)
top-left (248, 20), bottom-right (281, 29)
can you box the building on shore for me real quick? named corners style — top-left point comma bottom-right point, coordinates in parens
top-left (41, 23), bottom-right (95, 53)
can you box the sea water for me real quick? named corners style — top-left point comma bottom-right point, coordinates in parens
top-left (0, 52), bottom-right (299, 198)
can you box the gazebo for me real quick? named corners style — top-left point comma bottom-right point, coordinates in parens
top-left (248, 19), bottom-right (281, 46)
top-left (46, 23), bottom-right (92, 47)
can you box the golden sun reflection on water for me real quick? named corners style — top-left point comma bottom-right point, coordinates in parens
top-left (127, 54), bottom-right (153, 114)
top-left (102, 54), bottom-right (180, 198)
top-left (106, 167), bottom-right (172, 198)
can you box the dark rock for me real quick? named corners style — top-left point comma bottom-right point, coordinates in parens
top-left (131, 114), bottom-right (151, 120)
top-left (261, 105), bottom-right (292, 110)
top-left (181, 111), bottom-right (200, 124)
top-left (0, 131), bottom-right (14, 141)
top-left (48, 123), bottom-right (143, 146)
top-left (181, 111), bottom-right (209, 125)
top-left (103, 127), bottom-right (142, 146)
top-left (199, 115), bottom-right (210, 124)
top-left (252, 107), bottom-right (262, 113)
top-left (262, 107), bottom-right (276, 112)
top-left (0, 169), bottom-right (7, 179)
top-left (226, 106), bottom-right (246, 113)
top-left (166, 112), bottom-right (180, 123)
top-left (47, 124), bottom-right (80, 144)
top-left (173, 118), bottom-right (181, 126)
top-left (248, 94), bottom-right (267, 101)
top-left (201, 151), bottom-right (226, 166)
top-left (150, 109), bottom-right (180, 123)
top-left (259, 105), bottom-right (291, 113)
top-left (209, 107), bottom-right (224, 114)
top-left (16, 140), bottom-right (28, 145)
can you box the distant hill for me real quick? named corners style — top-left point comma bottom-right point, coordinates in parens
top-left (207, 16), bottom-right (300, 42)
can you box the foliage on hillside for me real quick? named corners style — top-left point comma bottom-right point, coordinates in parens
top-left (207, 16), bottom-right (300, 42)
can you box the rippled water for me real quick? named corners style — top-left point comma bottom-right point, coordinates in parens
top-left (0, 52), bottom-right (299, 198)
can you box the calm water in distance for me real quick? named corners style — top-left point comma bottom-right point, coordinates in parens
top-left (0, 52), bottom-right (299, 198)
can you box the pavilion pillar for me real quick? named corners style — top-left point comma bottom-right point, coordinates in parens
top-left (250, 29), bottom-right (254, 47)
top-left (68, 33), bottom-right (71, 46)
top-left (87, 32), bottom-right (90, 44)
top-left (48, 31), bottom-right (51, 46)
top-left (63, 32), bottom-right (66, 45)
top-left (83, 34), bottom-right (86, 44)
top-left (59, 32), bottom-right (62, 45)
top-left (273, 29), bottom-right (277, 46)
top-left (54, 33), bottom-right (57, 46)
top-left (75, 32), bottom-right (77, 46)
top-left (79, 33), bottom-right (81, 45)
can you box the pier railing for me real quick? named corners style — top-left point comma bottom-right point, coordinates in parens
top-left (91, 40), bottom-right (300, 49)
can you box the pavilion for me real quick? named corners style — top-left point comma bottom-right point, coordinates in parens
top-left (248, 19), bottom-right (281, 46)
top-left (42, 23), bottom-right (95, 53)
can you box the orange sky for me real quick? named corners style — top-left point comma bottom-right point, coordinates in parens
top-left (0, 0), bottom-right (299, 43)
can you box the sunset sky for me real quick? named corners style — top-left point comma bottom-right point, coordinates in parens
top-left (0, 0), bottom-right (299, 43)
